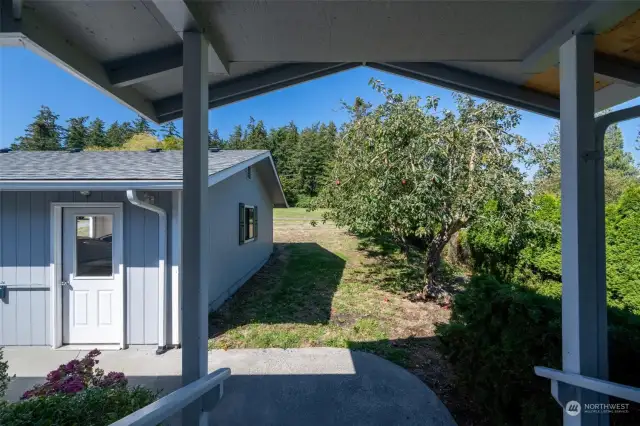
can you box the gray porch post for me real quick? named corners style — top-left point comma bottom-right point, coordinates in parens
top-left (559, 33), bottom-right (608, 425)
top-left (181, 30), bottom-right (210, 426)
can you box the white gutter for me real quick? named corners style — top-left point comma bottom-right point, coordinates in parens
top-left (126, 190), bottom-right (167, 354)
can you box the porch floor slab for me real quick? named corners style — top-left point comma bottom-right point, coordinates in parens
top-left (3, 347), bottom-right (456, 426)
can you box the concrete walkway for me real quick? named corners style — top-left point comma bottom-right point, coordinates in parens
top-left (3, 347), bottom-right (456, 426)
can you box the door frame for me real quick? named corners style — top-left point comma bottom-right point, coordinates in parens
top-left (50, 202), bottom-right (125, 349)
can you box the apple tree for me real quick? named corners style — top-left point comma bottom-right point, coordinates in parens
top-left (320, 80), bottom-right (533, 298)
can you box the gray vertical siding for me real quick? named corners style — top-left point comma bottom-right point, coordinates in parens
top-left (207, 167), bottom-right (274, 310)
top-left (0, 190), bottom-right (173, 346)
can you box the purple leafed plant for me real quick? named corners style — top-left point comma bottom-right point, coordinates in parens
top-left (21, 349), bottom-right (128, 400)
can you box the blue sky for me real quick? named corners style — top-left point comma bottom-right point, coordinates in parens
top-left (1, 47), bottom-right (639, 161)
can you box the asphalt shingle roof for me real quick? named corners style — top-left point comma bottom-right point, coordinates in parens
top-left (0, 150), bottom-right (269, 181)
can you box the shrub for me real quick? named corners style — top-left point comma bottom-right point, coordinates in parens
top-left (436, 275), bottom-right (640, 425)
top-left (467, 186), bottom-right (640, 314)
top-left (606, 186), bottom-right (640, 314)
top-left (465, 199), bottom-right (532, 280)
top-left (0, 347), bottom-right (10, 398)
top-left (0, 386), bottom-right (157, 426)
top-left (293, 194), bottom-right (316, 209)
top-left (0, 350), bottom-right (158, 425)
top-left (20, 349), bottom-right (127, 399)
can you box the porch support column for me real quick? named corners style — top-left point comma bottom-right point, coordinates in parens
top-left (181, 30), bottom-right (209, 426)
top-left (559, 33), bottom-right (608, 425)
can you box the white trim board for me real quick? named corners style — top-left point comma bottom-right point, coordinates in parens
top-left (171, 190), bottom-right (182, 347)
top-left (207, 152), bottom-right (270, 187)
top-left (1, 180), bottom-right (182, 191)
top-left (50, 202), bottom-right (125, 349)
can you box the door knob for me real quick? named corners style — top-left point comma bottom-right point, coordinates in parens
top-left (61, 281), bottom-right (69, 286)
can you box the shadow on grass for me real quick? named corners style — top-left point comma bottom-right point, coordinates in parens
top-left (355, 233), bottom-right (464, 297)
top-left (209, 242), bottom-right (346, 338)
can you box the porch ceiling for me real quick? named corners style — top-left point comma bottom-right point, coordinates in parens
top-left (2, 0), bottom-right (640, 122)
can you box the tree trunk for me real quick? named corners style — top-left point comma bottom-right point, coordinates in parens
top-left (421, 220), bottom-right (465, 302)
top-left (422, 233), bottom-right (448, 300)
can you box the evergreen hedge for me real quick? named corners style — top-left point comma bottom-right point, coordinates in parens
top-left (467, 186), bottom-right (640, 314)
top-left (441, 185), bottom-right (640, 424)
top-left (436, 275), bottom-right (640, 425)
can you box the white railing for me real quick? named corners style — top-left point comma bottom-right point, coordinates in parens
top-left (535, 366), bottom-right (640, 403)
top-left (110, 368), bottom-right (231, 426)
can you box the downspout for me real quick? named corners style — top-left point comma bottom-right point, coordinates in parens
top-left (126, 190), bottom-right (167, 355)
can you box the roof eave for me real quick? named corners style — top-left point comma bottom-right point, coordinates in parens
top-left (0, 180), bottom-right (182, 191)
top-left (0, 151), bottom-right (289, 207)
top-left (207, 151), bottom-right (289, 208)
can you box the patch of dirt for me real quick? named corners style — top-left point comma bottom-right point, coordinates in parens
top-left (329, 311), bottom-right (359, 327)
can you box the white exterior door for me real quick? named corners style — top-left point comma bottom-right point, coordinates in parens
top-left (62, 207), bottom-right (123, 345)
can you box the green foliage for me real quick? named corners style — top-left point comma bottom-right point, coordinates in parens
top-left (244, 117), bottom-right (269, 149)
top-left (320, 79), bottom-right (533, 293)
top-left (208, 129), bottom-right (224, 148)
top-left (436, 275), bottom-right (640, 426)
top-left (534, 122), bottom-right (639, 202)
top-left (120, 134), bottom-right (161, 151)
top-left (105, 121), bottom-right (134, 148)
top-left (85, 134), bottom-right (161, 151)
top-left (465, 199), bottom-right (532, 280)
top-left (293, 194), bottom-right (316, 209)
top-left (0, 386), bottom-right (157, 426)
top-left (65, 116), bottom-right (89, 150)
top-left (161, 135), bottom-right (184, 150)
top-left (132, 115), bottom-right (155, 136)
top-left (604, 168), bottom-right (638, 207)
top-left (0, 347), bottom-right (9, 398)
top-left (604, 123), bottom-right (637, 177)
top-left (296, 123), bottom-right (336, 197)
top-left (606, 186), bottom-right (640, 313)
top-left (161, 121), bottom-right (180, 139)
top-left (0, 350), bottom-right (157, 425)
top-left (269, 122), bottom-right (301, 200)
top-left (227, 124), bottom-right (244, 149)
top-left (87, 118), bottom-right (107, 148)
top-left (436, 276), bottom-right (561, 425)
top-left (11, 106), bottom-right (63, 151)
top-left (11, 105), bottom-right (339, 207)
top-left (467, 186), bottom-right (640, 314)
top-left (518, 194), bottom-right (562, 280)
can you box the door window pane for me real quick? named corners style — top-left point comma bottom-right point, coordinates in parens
top-left (76, 215), bottom-right (113, 277)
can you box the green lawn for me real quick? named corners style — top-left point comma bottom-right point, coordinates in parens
top-left (208, 220), bottom-right (465, 420)
top-left (273, 207), bottom-right (328, 220)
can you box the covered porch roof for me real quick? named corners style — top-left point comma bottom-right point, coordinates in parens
top-left (3, 1), bottom-right (640, 425)
top-left (1, 1), bottom-right (640, 122)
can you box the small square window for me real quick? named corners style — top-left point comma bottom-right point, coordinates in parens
top-left (239, 203), bottom-right (258, 244)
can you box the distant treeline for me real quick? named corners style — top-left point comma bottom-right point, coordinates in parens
top-left (10, 106), bottom-right (339, 206)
